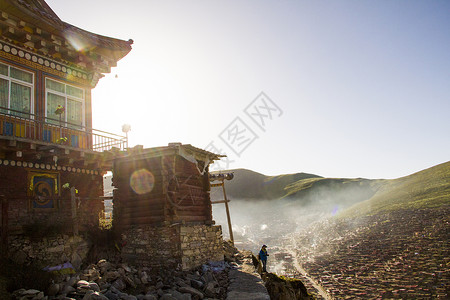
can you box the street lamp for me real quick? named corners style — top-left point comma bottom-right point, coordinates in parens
top-left (122, 124), bottom-right (131, 149)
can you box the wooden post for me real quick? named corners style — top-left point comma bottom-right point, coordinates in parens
top-left (70, 187), bottom-right (79, 235)
top-left (221, 181), bottom-right (234, 245)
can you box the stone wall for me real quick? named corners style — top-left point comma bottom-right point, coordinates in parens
top-left (121, 224), bottom-right (224, 271)
top-left (7, 234), bottom-right (90, 268)
top-left (121, 225), bottom-right (181, 270)
top-left (180, 225), bottom-right (223, 270)
top-left (0, 164), bottom-right (104, 235)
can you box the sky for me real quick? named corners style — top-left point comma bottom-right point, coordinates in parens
top-left (46, 0), bottom-right (450, 179)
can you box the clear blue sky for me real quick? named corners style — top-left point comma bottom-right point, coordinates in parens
top-left (47, 0), bottom-right (450, 179)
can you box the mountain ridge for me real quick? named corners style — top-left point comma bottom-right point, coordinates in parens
top-left (211, 168), bottom-right (323, 200)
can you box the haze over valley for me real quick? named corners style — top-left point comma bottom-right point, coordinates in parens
top-left (211, 162), bottom-right (450, 298)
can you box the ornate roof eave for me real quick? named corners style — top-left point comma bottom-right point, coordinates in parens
top-left (0, 0), bottom-right (132, 87)
top-left (119, 143), bottom-right (226, 164)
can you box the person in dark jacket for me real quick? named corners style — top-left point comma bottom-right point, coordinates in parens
top-left (259, 244), bottom-right (269, 272)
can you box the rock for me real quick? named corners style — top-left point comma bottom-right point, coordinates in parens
top-left (166, 289), bottom-right (190, 300)
top-left (22, 289), bottom-right (41, 295)
top-left (109, 286), bottom-right (120, 294)
top-left (104, 290), bottom-right (119, 300)
top-left (72, 252), bottom-right (83, 270)
top-left (157, 289), bottom-right (164, 297)
top-left (97, 259), bottom-right (111, 274)
top-left (104, 271), bottom-right (120, 282)
top-left (189, 279), bottom-right (203, 290)
top-left (66, 276), bottom-right (78, 288)
top-left (143, 295), bottom-right (157, 300)
top-left (15, 289), bottom-right (45, 300)
top-left (133, 276), bottom-right (141, 286)
top-left (83, 291), bottom-right (109, 300)
top-left (82, 267), bottom-right (101, 282)
top-left (139, 271), bottom-right (149, 285)
top-left (112, 278), bottom-right (126, 291)
top-left (120, 264), bottom-right (132, 273)
top-left (48, 283), bottom-right (60, 296)
top-left (181, 294), bottom-right (192, 300)
top-left (78, 280), bottom-right (90, 287)
top-left (99, 281), bottom-right (110, 292)
top-left (261, 272), bottom-right (308, 300)
top-left (89, 282), bottom-right (101, 292)
top-left (63, 286), bottom-right (77, 295)
top-left (203, 281), bottom-right (220, 298)
top-left (47, 244), bottom-right (65, 253)
top-left (160, 294), bottom-right (177, 300)
top-left (82, 290), bottom-right (94, 300)
top-left (178, 286), bottom-right (204, 299)
top-left (124, 275), bottom-right (137, 288)
top-left (12, 250), bottom-right (28, 264)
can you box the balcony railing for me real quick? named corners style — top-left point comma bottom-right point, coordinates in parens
top-left (0, 107), bottom-right (127, 152)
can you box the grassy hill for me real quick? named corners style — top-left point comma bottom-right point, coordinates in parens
top-left (293, 161), bottom-right (450, 298)
top-left (211, 168), bottom-right (322, 200)
top-left (211, 168), bottom-right (381, 211)
top-left (340, 161), bottom-right (450, 217)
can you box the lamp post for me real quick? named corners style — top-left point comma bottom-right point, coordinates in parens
top-left (122, 124), bottom-right (131, 149)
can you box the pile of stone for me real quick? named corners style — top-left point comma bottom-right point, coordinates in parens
top-left (11, 259), bottom-right (230, 300)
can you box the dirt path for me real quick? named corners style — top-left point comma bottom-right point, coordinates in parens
top-left (286, 248), bottom-right (332, 300)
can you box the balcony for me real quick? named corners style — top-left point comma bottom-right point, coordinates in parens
top-left (0, 107), bottom-right (127, 152)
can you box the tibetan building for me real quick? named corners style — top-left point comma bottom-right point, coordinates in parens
top-left (0, 0), bottom-right (132, 263)
top-left (113, 143), bottom-right (225, 270)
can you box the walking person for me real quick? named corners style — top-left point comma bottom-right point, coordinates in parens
top-left (259, 244), bottom-right (269, 272)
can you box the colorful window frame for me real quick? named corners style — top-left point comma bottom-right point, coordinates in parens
top-left (0, 62), bottom-right (34, 119)
top-left (45, 78), bottom-right (85, 129)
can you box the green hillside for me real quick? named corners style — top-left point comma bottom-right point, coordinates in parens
top-left (212, 168), bottom-right (380, 210)
top-left (341, 160), bottom-right (450, 217)
top-left (294, 161), bottom-right (450, 298)
top-left (283, 177), bottom-right (382, 208)
top-left (211, 168), bottom-right (321, 200)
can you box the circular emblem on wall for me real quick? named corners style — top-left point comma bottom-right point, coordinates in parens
top-left (34, 181), bottom-right (52, 206)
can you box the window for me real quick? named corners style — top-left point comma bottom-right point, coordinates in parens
top-left (0, 63), bottom-right (34, 118)
top-left (45, 78), bottom-right (85, 129)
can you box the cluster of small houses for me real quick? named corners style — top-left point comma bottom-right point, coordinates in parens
top-left (0, 0), bottom-right (228, 275)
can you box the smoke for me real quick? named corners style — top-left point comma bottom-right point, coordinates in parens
top-left (212, 180), bottom-right (379, 272)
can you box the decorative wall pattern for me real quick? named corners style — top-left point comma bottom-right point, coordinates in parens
top-left (0, 41), bottom-right (92, 86)
top-left (0, 158), bottom-right (99, 175)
